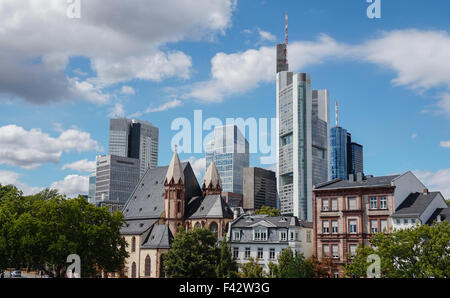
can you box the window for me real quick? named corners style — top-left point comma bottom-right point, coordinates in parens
top-left (332, 270), bottom-right (340, 278)
top-left (332, 221), bottom-right (338, 233)
top-left (349, 244), bottom-right (357, 258)
top-left (370, 197), bottom-right (377, 209)
top-left (131, 262), bottom-right (137, 278)
top-left (144, 255), bottom-right (151, 277)
top-left (380, 196), bottom-right (387, 209)
top-left (331, 198), bottom-right (338, 211)
top-left (396, 219), bottom-right (400, 224)
top-left (245, 247), bottom-right (250, 259)
top-left (210, 222), bottom-right (218, 238)
top-left (257, 248), bottom-right (263, 259)
top-left (254, 229), bottom-right (267, 241)
top-left (323, 221), bottom-right (329, 234)
top-left (371, 220), bottom-right (378, 233)
top-left (290, 231), bottom-right (295, 240)
top-left (233, 230), bottom-right (241, 241)
top-left (380, 219), bottom-right (388, 232)
top-left (177, 201), bottom-right (181, 213)
top-left (403, 219), bottom-right (408, 224)
top-left (269, 248), bottom-right (275, 260)
top-left (306, 231), bottom-right (312, 243)
top-left (131, 236), bottom-right (136, 253)
top-left (322, 199), bottom-right (329, 211)
top-left (332, 245), bottom-right (339, 259)
top-left (348, 197), bottom-right (357, 210)
top-left (349, 219), bottom-right (357, 233)
top-left (280, 231), bottom-right (287, 241)
top-left (233, 247), bottom-right (239, 259)
top-left (323, 244), bottom-right (329, 257)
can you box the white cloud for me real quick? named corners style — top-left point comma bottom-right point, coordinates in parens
top-left (440, 141), bottom-right (450, 148)
top-left (108, 103), bottom-right (125, 118)
top-left (257, 28), bottom-right (276, 42)
top-left (0, 124), bottom-right (102, 169)
top-left (62, 159), bottom-right (96, 173)
top-left (184, 156), bottom-right (206, 180)
top-left (129, 99), bottom-right (183, 118)
top-left (411, 133), bottom-right (418, 139)
top-left (120, 86), bottom-right (136, 95)
top-left (0, 0), bottom-right (236, 104)
top-left (414, 168), bottom-right (450, 199)
top-left (0, 170), bottom-right (42, 195)
top-left (185, 30), bottom-right (450, 116)
top-left (50, 175), bottom-right (89, 198)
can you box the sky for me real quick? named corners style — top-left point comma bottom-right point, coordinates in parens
top-left (0, 0), bottom-right (449, 198)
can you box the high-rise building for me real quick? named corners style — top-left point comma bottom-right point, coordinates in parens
top-left (205, 125), bottom-right (249, 194)
top-left (94, 155), bottom-right (140, 212)
top-left (109, 118), bottom-right (159, 178)
top-left (350, 142), bottom-right (363, 175)
top-left (330, 126), bottom-right (348, 180)
top-left (243, 167), bottom-right (277, 211)
top-left (88, 173), bottom-right (96, 203)
top-left (276, 49), bottom-right (330, 221)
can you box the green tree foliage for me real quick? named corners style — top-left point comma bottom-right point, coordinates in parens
top-left (255, 206), bottom-right (281, 217)
top-left (345, 222), bottom-right (450, 278)
top-left (216, 237), bottom-right (238, 278)
top-left (163, 227), bottom-right (220, 278)
top-left (0, 184), bottom-right (128, 277)
top-left (237, 257), bottom-right (265, 278)
top-left (269, 248), bottom-right (314, 278)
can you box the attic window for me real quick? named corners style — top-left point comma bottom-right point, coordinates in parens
top-left (134, 196), bottom-right (137, 200)
top-left (153, 206), bottom-right (157, 211)
top-left (126, 209), bottom-right (129, 213)
top-left (140, 223), bottom-right (144, 227)
top-left (155, 181), bottom-right (158, 184)
top-left (151, 236), bottom-right (155, 240)
top-left (147, 194), bottom-right (151, 199)
top-left (246, 218), bottom-right (254, 222)
top-left (200, 206), bottom-right (204, 211)
top-left (141, 183), bottom-right (144, 187)
top-left (139, 208), bottom-right (143, 212)
top-left (279, 217), bottom-right (287, 222)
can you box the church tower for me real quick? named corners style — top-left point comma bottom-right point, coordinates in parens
top-left (202, 162), bottom-right (222, 196)
top-left (164, 149), bottom-right (185, 236)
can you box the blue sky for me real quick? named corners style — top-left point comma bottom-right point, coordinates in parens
top-left (0, 0), bottom-right (449, 197)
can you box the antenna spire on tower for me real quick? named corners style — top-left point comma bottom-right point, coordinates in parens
top-left (285, 12), bottom-right (288, 65)
top-left (335, 101), bottom-right (339, 127)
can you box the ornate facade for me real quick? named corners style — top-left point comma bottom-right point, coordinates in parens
top-left (120, 150), bottom-right (234, 278)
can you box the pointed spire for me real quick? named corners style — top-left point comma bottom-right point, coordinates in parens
top-left (165, 148), bottom-right (184, 184)
top-left (202, 162), bottom-right (222, 190)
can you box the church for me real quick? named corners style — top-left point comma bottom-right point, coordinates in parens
top-left (120, 150), bottom-right (234, 278)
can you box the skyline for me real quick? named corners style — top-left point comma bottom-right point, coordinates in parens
top-left (0, 0), bottom-right (449, 198)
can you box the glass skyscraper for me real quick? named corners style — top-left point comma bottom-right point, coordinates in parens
top-left (276, 64), bottom-right (330, 221)
top-left (205, 125), bottom-right (249, 194)
top-left (109, 118), bottom-right (159, 178)
top-left (330, 126), bottom-right (348, 180)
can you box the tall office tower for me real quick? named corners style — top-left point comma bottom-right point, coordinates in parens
top-left (94, 155), bottom-right (140, 212)
top-left (330, 126), bottom-right (348, 180)
top-left (243, 167), bottom-right (277, 211)
top-left (276, 44), bottom-right (289, 73)
top-left (88, 173), bottom-right (96, 203)
top-left (276, 49), bottom-right (330, 221)
top-left (350, 142), bottom-right (363, 175)
top-left (109, 118), bottom-right (159, 178)
top-left (346, 132), bottom-right (353, 176)
top-left (205, 125), bottom-right (249, 194)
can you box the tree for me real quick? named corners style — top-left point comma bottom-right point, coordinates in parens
top-left (163, 227), bottom-right (219, 278)
top-left (0, 185), bottom-right (128, 277)
top-left (345, 222), bottom-right (450, 278)
top-left (255, 206), bottom-right (281, 217)
top-left (215, 237), bottom-right (238, 278)
top-left (270, 248), bottom-right (314, 278)
top-left (237, 257), bottom-right (265, 278)
top-left (310, 255), bottom-right (339, 278)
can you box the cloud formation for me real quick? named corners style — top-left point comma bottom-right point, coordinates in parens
top-left (0, 124), bottom-right (102, 169)
top-left (50, 174), bottom-right (89, 198)
top-left (62, 159), bottom-right (96, 173)
top-left (414, 168), bottom-right (450, 198)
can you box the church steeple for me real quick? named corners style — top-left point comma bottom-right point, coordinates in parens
top-left (202, 162), bottom-right (222, 195)
top-left (165, 148), bottom-right (184, 185)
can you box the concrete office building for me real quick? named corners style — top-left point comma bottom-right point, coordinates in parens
top-left (94, 155), bottom-right (140, 212)
top-left (276, 45), bottom-right (330, 221)
top-left (205, 125), bottom-right (249, 194)
top-left (243, 167), bottom-right (277, 211)
top-left (109, 118), bottom-right (159, 178)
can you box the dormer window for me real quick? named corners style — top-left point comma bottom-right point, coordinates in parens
top-left (254, 228), bottom-right (267, 241)
top-left (233, 230), bottom-right (241, 241)
top-left (279, 217), bottom-right (287, 222)
top-left (280, 231), bottom-right (287, 241)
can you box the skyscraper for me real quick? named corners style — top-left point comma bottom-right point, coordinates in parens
top-left (276, 46), bottom-right (330, 221)
top-left (350, 142), bottom-right (363, 175)
top-left (88, 173), bottom-right (96, 203)
top-left (109, 118), bottom-right (159, 178)
top-left (205, 125), bottom-right (249, 194)
top-left (243, 167), bottom-right (277, 211)
top-left (330, 126), bottom-right (348, 180)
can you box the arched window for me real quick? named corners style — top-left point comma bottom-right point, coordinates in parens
top-left (209, 222), bottom-right (218, 239)
top-left (177, 201), bottom-right (181, 213)
top-left (131, 236), bottom-right (136, 252)
top-left (131, 262), bottom-right (137, 278)
top-left (195, 222), bottom-right (201, 229)
top-left (145, 255), bottom-right (151, 277)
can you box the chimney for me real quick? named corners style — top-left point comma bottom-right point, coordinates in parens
top-left (356, 172), bottom-right (363, 182)
top-left (348, 174), bottom-right (354, 182)
top-left (437, 214), bottom-right (442, 223)
top-left (423, 188), bottom-right (429, 195)
top-left (233, 208), bottom-right (240, 220)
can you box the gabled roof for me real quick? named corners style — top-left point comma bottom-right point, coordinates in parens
top-left (232, 215), bottom-right (312, 228)
top-left (141, 224), bottom-right (173, 249)
top-left (185, 194), bottom-right (233, 219)
top-left (426, 208), bottom-right (450, 225)
top-left (392, 192), bottom-right (440, 217)
top-left (202, 162), bottom-right (222, 188)
top-left (165, 150), bottom-right (184, 184)
top-left (314, 175), bottom-right (400, 190)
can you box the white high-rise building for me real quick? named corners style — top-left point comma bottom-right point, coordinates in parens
top-left (276, 46), bottom-right (330, 221)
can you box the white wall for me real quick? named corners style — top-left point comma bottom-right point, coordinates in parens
top-left (392, 172), bottom-right (426, 210)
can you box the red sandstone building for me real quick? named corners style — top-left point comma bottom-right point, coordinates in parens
top-left (312, 172), bottom-right (427, 277)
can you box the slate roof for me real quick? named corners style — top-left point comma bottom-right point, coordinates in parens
top-left (185, 194), bottom-right (234, 219)
top-left (121, 219), bottom-right (158, 235)
top-left (314, 175), bottom-right (400, 190)
top-left (426, 208), bottom-right (450, 225)
top-left (391, 192), bottom-right (439, 217)
top-left (141, 224), bottom-right (173, 249)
